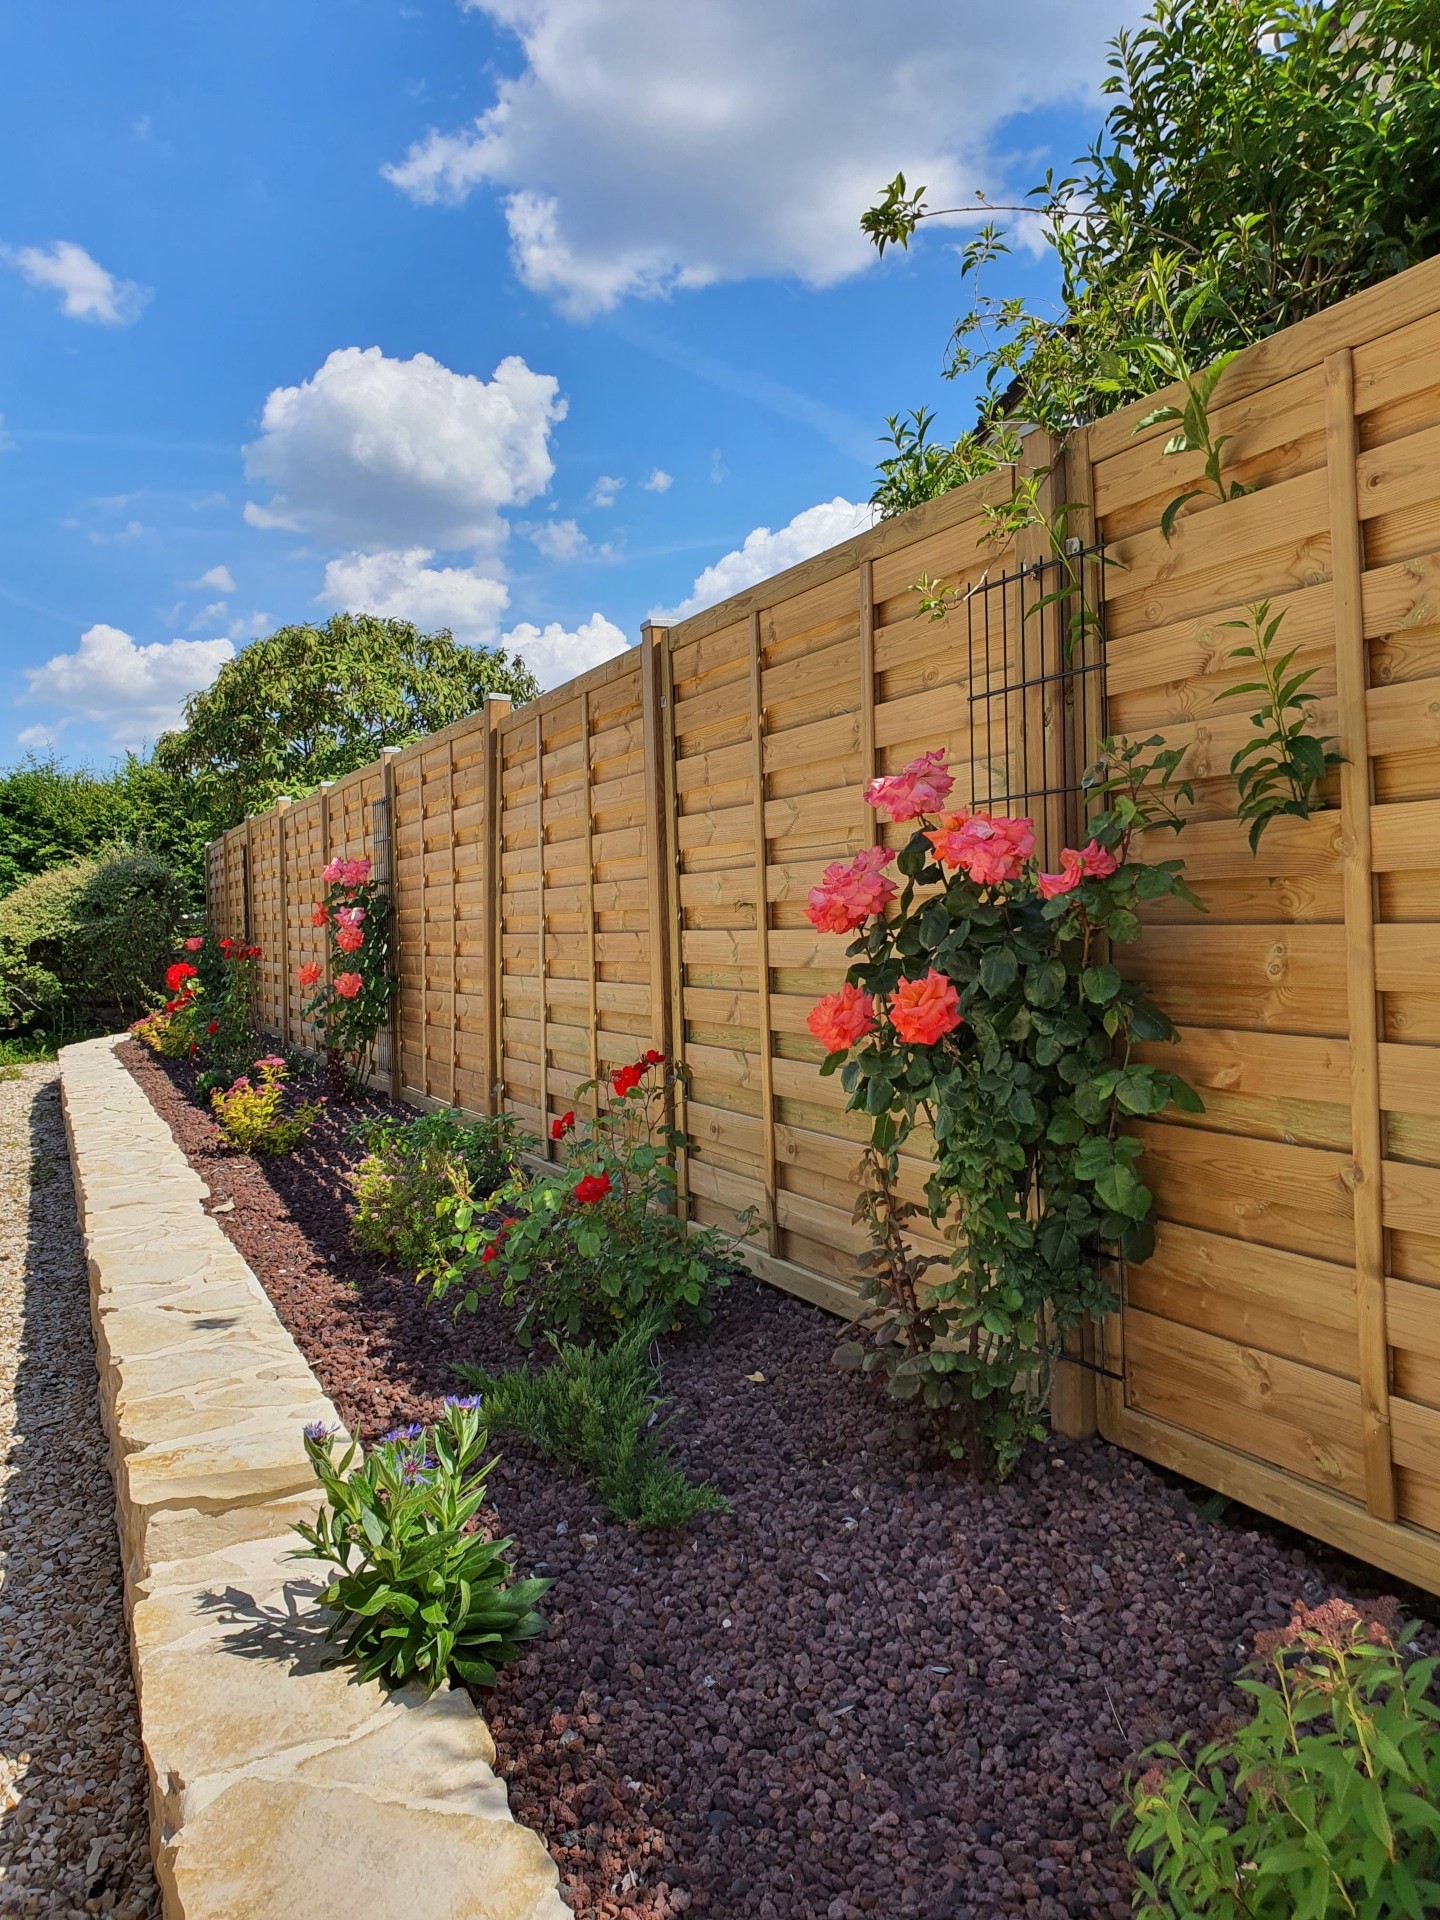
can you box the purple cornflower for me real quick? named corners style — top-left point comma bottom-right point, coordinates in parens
top-left (400, 1455), bottom-right (436, 1482)
top-left (443, 1394), bottom-right (483, 1411)
top-left (303, 1419), bottom-right (336, 1443)
top-left (379, 1422), bottom-right (424, 1445)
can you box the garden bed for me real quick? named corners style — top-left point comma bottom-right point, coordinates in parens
top-left (119, 1037), bottom-right (1415, 1920)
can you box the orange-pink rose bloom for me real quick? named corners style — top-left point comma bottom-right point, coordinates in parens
top-left (888, 970), bottom-right (962, 1045)
top-left (804, 846), bottom-right (896, 934)
top-left (334, 971), bottom-right (363, 999)
top-left (1079, 838), bottom-right (1119, 878)
top-left (334, 923), bottom-right (364, 953)
top-left (863, 749), bottom-right (954, 822)
top-left (296, 960), bottom-right (323, 988)
top-left (927, 811), bottom-right (1035, 886)
top-left (806, 982), bottom-right (877, 1054)
top-left (1038, 837), bottom-right (1121, 899)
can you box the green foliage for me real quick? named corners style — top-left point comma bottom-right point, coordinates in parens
top-left (0, 848), bottom-right (188, 1027)
top-left (292, 1399), bottom-right (550, 1692)
top-left (192, 933), bottom-right (264, 1091)
top-left (1223, 602), bottom-right (1345, 852)
top-left (865, 0), bottom-right (1440, 513)
top-left (210, 1056), bottom-right (322, 1154)
top-left (349, 1108), bottom-right (535, 1270)
top-left (1123, 1598), bottom-right (1440, 1918)
top-left (819, 740), bottom-right (1199, 1474)
top-left (425, 1053), bottom-right (747, 1348)
top-left (0, 751), bottom-right (211, 899)
top-left (457, 1319), bottom-right (728, 1530)
top-left (155, 614), bottom-right (540, 828)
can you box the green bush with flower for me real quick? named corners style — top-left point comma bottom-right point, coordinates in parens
top-left (210, 1054), bottom-right (322, 1154)
top-left (296, 855), bottom-right (393, 1095)
top-left (424, 1052), bottom-right (749, 1347)
top-left (293, 1398), bottom-right (550, 1693)
top-left (808, 737), bottom-right (1201, 1473)
top-left (348, 1106), bottom-right (535, 1270)
top-left (1123, 1597), bottom-right (1440, 1918)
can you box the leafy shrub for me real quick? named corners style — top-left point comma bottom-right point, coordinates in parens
top-left (210, 1056), bottom-right (322, 1154)
top-left (292, 1397), bottom-right (550, 1692)
top-left (457, 1319), bottom-right (727, 1530)
top-left (348, 1107), bottom-right (534, 1270)
top-left (0, 847), bottom-right (187, 1027)
top-left (1124, 1598), bottom-right (1440, 1918)
top-left (425, 1052), bottom-right (750, 1346)
top-left (192, 932), bottom-right (263, 1090)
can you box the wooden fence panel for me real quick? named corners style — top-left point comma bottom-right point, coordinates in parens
top-left (206, 253), bottom-right (1440, 1591)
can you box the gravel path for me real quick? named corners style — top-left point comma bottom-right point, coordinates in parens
top-left (0, 1062), bottom-right (160, 1919)
top-left (123, 1040), bottom-right (1423, 1920)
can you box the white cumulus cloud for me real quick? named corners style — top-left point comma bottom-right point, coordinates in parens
top-left (384, 0), bottom-right (1144, 316)
top-left (526, 517), bottom-right (593, 561)
top-left (320, 547), bottom-right (511, 644)
top-left (243, 346), bottom-right (566, 551)
top-left (16, 725), bottom-right (56, 752)
top-left (500, 611), bottom-right (628, 689)
top-left (589, 474), bottom-right (622, 508)
top-left (641, 468), bottom-right (673, 494)
top-left (652, 496), bottom-right (872, 624)
top-left (194, 564), bottom-right (236, 593)
top-left (24, 625), bottom-right (233, 750)
top-left (3, 241), bottom-right (150, 324)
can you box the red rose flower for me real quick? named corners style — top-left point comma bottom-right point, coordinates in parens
top-left (806, 982), bottom-right (876, 1055)
top-left (311, 903), bottom-right (329, 928)
top-left (165, 961), bottom-right (198, 991)
top-left (183, 936), bottom-right (204, 952)
top-left (888, 970), bottom-right (962, 1046)
top-left (573, 1172), bottom-right (612, 1205)
top-left (551, 1111), bottom-right (576, 1141)
top-left (610, 1063), bottom-right (643, 1098)
top-left (643, 1049), bottom-right (665, 1067)
top-left (206, 1021), bottom-right (218, 1035)
top-left (481, 1243), bottom-right (499, 1264)
top-left (297, 960), bottom-right (323, 988)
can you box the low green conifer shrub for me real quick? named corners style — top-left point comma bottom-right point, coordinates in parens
top-left (456, 1318), bottom-right (726, 1530)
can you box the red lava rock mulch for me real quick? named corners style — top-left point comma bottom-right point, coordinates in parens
top-left (118, 1038), bottom-right (1419, 1920)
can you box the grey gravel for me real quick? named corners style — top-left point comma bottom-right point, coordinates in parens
top-left (0, 1063), bottom-right (160, 1918)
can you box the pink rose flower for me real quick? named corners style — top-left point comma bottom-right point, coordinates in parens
top-left (1037, 848), bottom-right (1085, 900)
top-left (888, 969), bottom-right (962, 1046)
top-left (334, 923), bottom-right (364, 953)
top-left (806, 982), bottom-right (877, 1055)
top-left (333, 905), bottom-right (366, 929)
top-left (863, 749), bottom-right (955, 822)
top-left (1079, 838), bottom-right (1119, 878)
top-left (803, 847), bottom-right (896, 934)
top-left (926, 811), bottom-right (1035, 886)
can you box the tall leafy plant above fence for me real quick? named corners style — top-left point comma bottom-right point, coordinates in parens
top-left (806, 741), bottom-right (1200, 1474)
top-left (864, 0), bottom-right (1440, 516)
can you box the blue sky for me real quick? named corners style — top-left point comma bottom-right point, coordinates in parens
top-left (0, 0), bottom-right (1145, 767)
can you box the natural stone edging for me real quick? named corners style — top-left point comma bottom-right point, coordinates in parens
top-left (61, 1035), bottom-right (569, 1920)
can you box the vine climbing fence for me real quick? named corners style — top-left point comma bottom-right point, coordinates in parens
top-left (210, 254), bottom-right (1440, 1594)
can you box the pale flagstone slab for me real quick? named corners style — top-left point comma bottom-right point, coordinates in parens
top-left (62, 1034), bottom-right (570, 1920)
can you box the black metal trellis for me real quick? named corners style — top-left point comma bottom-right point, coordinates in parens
top-left (963, 541), bottom-right (1108, 863)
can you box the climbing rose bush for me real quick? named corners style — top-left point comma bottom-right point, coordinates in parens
top-left (813, 739), bottom-right (1201, 1474)
top-left (298, 855), bottom-right (393, 1094)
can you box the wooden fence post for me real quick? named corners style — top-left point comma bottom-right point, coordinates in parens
top-left (275, 798), bottom-right (291, 1048)
top-left (481, 698), bottom-right (509, 1116)
top-left (1326, 348), bottom-right (1396, 1525)
top-left (642, 623), bottom-right (687, 1217)
top-left (378, 750), bottom-right (401, 1099)
top-left (746, 609), bottom-right (780, 1259)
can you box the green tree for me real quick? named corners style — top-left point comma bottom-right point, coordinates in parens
top-left (0, 753), bottom-right (209, 899)
top-left (153, 614), bottom-right (540, 827)
top-left (865, 0), bottom-right (1440, 511)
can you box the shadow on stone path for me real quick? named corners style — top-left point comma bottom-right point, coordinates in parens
top-left (0, 1063), bottom-right (160, 1919)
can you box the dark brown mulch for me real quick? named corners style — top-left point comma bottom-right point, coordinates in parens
top-left (119, 1038), bottom-right (1410, 1920)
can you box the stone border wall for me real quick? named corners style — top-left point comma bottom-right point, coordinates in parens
top-left (60, 1034), bottom-right (569, 1920)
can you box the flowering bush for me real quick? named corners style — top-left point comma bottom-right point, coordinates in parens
top-left (1123, 1598), bottom-right (1440, 1918)
top-left (131, 955), bottom-right (207, 1058)
top-left (425, 1052), bottom-right (751, 1347)
top-left (193, 932), bottom-right (263, 1093)
top-left (297, 855), bottom-right (393, 1094)
top-left (348, 1107), bottom-right (536, 1271)
top-left (813, 738), bottom-right (1201, 1473)
top-left (292, 1398), bottom-right (550, 1693)
top-left (210, 1056), bottom-right (322, 1154)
